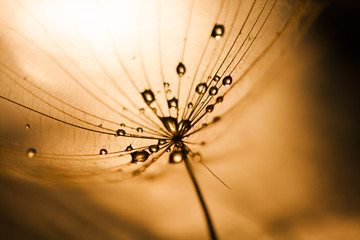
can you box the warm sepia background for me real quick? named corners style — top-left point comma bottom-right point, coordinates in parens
top-left (1, 0), bottom-right (360, 239)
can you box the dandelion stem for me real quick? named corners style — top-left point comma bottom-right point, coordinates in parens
top-left (184, 156), bottom-right (218, 240)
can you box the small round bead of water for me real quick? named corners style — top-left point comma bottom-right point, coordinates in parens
top-left (206, 105), bottom-right (214, 113)
top-left (222, 76), bottom-right (232, 86)
top-left (169, 150), bottom-right (184, 163)
top-left (176, 62), bottom-right (186, 77)
top-left (211, 24), bottom-right (225, 39)
top-left (141, 90), bottom-right (155, 105)
top-left (26, 148), bottom-right (36, 159)
top-left (125, 145), bottom-right (133, 151)
top-left (117, 129), bottom-right (126, 136)
top-left (100, 149), bottom-right (108, 155)
top-left (209, 86), bottom-right (218, 96)
top-left (149, 145), bottom-right (159, 153)
top-left (195, 83), bottom-right (207, 94)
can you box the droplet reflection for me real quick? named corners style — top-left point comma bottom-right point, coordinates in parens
top-left (195, 83), bottom-right (207, 94)
top-left (26, 148), bottom-right (36, 159)
top-left (222, 76), bottom-right (232, 86)
top-left (100, 149), bottom-right (108, 155)
top-left (176, 62), bottom-right (186, 77)
top-left (211, 24), bottom-right (225, 39)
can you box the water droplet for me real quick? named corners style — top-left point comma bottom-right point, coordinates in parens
top-left (188, 102), bottom-right (193, 108)
top-left (213, 116), bottom-right (221, 123)
top-left (164, 82), bottom-right (170, 88)
top-left (178, 120), bottom-right (191, 135)
top-left (141, 89), bottom-right (155, 105)
top-left (222, 76), bottom-right (232, 86)
top-left (166, 89), bottom-right (172, 94)
top-left (131, 151), bottom-right (149, 164)
top-left (27, 148), bottom-right (36, 158)
top-left (125, 145), bottom-right (133, 151)
top-left (117, 129), bottom-right (125, 136)
top-left (209, 86), bottom-right (218, 96)
top-left (25, 124), bottom-right (30, 130)
top-left (195, 83), bottom-right (207, 94)
top-left (136, 127), bottom-right (143, 133)
top-left (211, 24), bottom-right (225, 39)
top-left (167, 98), bottom-right (178, 109)
top-left (160, 117), bottom-right (178, 135)
top-left (216, 96), bottom-right (223, 103)
top-left (100, 149), bottom-right (107, 155)
top-left (169, 148), bottom-right (185, 163)
top-left (158, 139), bottom-right (167, 145)
top-left (176, 62), bottom-right (186, 77)
top-left (192, 152), bottom-right (202, 162)
top-left (206, 105), bottom-right (214, 113)
top-left (213, 75), bottom-right (220, 82)
top-left (202, 123), bottom-right (208, 128)
top-left (149, 145), bottom-right (159, 153)
top-left (166, 147), bottom-right (171, 153)
top-left (139, 108), bottom-right (145, 113)
top-left (120, 123), bottom-right (126, 127)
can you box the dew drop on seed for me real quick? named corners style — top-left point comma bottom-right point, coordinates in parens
top-left (25, 124), bottom-right (30, 130)
top-left (176, 62), bottom-right (186, 77)
top-left (192, 152), bottom-right (202, 162)
top-left (195, 83), bottom-right (207, 94)
top-left (166, 147), bottom-right (171, 152)
top-left (26, 148), bottom-right (36, 158)
top-left (169, 149), bottom-right (184, 163)
top-left (222, 76), bottom-right (232, 86)
top-left (100, 149), bottom-right (107, 155)
top-left (120, 123), bottom-right (126, 127)
top-left (188, 102), bottom-right (193, 108)
top-left (206, 105), bottom-right (214, 113)
top-left (164, 82), bottom-right (170, 88)
top-left (131, 151), bottom-right (150, 163)
top-left (209, 86), bottom-right (218, 96)
top-left (213, 75), bottom-right (220, 82)
top-left (202, 123), bottom-right (208, 128)
top-left (136, 127), bottom-right (143, 133)
top-left (141, 89), bottom-right (155, 105)
top-left (168, 97), bottom-right (178, 109)
top-left (139, 108), bottom-right (145, 113)
top-left (117, 129), bottom-right (126, 136)
top-left (213, 116), bottom-right (221, 123)
top-left (160, 117), bottom-right (178, 135)
top-left (216, 96), bottom-right (223, 103)
top-left (211, 24), bottom-right (224, 39)
top-left (149, 145), bottom-right (159, 153)
top-left (125, 145), bottom-right (133, 151)
top-left (166, 89), bottom-right (171, 94)
top-left (178, 119), bottom-right (191, 135)
top-left (158, 139), bottom-right (167, 145)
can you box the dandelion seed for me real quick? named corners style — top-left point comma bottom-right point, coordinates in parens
top-left (0, 0), bottom-right (322, 239)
